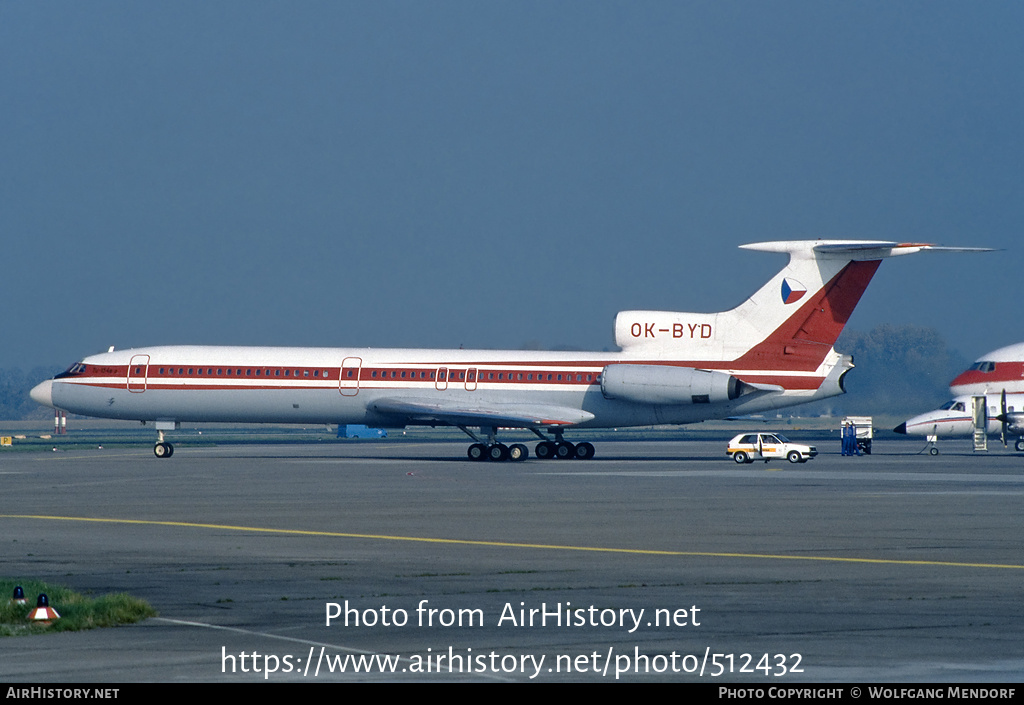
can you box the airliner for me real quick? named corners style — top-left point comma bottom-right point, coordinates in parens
top-left (949, 342), bottom-right (1024, 396)
top-left (31, 240), bottom-right (986, 460)
top-left (895, 342), bottom-right (1024, 452)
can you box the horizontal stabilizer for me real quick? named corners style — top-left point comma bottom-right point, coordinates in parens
top-left (743, 240), bottom-right (994, 259)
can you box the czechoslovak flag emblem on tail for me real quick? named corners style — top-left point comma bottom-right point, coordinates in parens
top-left (781, 278), bottom-right (807, 305)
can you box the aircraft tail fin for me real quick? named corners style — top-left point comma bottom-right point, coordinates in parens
top-left (615, 240), bottom-right (989, 370)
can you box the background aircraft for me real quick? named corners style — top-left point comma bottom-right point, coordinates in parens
top-left (949, 342), bottom-right (1024, 396)
top-left (896, 342), bottom-right (1024, 452)
top-left (31, 240), bottom-right (985, 460)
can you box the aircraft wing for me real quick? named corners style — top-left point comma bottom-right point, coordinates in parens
top-left (369, 397), bottom-right (595, 428)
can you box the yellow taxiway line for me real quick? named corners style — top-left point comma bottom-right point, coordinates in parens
top-left (3, 514), bottom-right (1022, 570)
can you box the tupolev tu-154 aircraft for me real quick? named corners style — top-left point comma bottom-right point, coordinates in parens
top-left (30, 240), bottom-right (987, 460)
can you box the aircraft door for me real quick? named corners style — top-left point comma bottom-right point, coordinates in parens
top-left (972, 395), bottom-right (988, 451)
top-left (127, 355), bottom-right (150, 393)
top-left (340, 357), bottom-right (362, 396)
top-left (760, 434), bottom-right (782, 458)
top-left (466, 368), bottom-right (478, 391)
top-left (435, 367), bottom-right (448, 391)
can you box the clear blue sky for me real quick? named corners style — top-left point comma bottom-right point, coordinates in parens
top-left (3, 1), bottom-right (1019, 370)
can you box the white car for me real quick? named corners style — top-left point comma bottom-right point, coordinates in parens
top-left (726, 433), bottom-right (817, 464)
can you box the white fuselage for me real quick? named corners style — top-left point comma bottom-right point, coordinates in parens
top-left (897, 392), bottom-right (1024, 438)
top-left (949, 342), bottom-right (1024, 396)
top-left (33, 343), bottom-right (844, 429)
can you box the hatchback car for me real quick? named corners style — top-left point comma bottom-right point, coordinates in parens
top-left (726, 433), bottom-right (817, 464)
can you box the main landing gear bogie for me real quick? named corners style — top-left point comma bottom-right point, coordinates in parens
top-left (461, 425), bottom-right (596, 463)
top-left (468, 443), bottom-right (529, 463)
top-left (534, 440), bottom-right (594, 461)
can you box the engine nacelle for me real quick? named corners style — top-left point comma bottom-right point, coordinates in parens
top-left (600, 364), bottom-right (744, 405)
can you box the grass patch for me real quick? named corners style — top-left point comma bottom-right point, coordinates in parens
top-left (0, 579), bottom-right (157, 636)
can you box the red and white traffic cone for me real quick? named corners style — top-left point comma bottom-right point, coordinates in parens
top-left (28, 593), bottom-right (60, 623)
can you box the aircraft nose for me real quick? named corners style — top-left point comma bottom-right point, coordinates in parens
top-left (30, 379), bottom-right (54, 408)
top-left (893, 422), bottom-right (907, 435)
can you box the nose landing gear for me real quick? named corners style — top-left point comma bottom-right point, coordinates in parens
top-left (153, 429), bottom-right (174, 458)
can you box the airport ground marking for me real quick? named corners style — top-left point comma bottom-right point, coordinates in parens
top-left (152, 617), bottom-right (510, 681)
top-left (4, 514), bottom-right (1024, 571)
top-left (155, 617), bottom-right (380, 655)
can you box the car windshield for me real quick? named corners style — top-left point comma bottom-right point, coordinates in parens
top-left (772, 434), bottom-right (791, 442)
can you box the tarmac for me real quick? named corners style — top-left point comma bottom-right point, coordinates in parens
top-left (2, 434), bottom-right (1023, 682)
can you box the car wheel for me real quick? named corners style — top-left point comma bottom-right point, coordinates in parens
top-left (788, 451), bottom-right (802, 463)
top-left (733, 451), bottom-right (747, 464)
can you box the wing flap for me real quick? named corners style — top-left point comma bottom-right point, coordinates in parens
top-left (370, 397), bottom-right (595, 428)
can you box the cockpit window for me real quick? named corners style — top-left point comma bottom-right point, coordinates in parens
top-left (968, 361), bottom-right (996, 373)
top-left (53, 362), bottom-right (88, 380)
top-left (939, 400), bottom-right (966, 411)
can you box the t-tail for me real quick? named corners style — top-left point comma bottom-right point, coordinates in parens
top-left (613, 240), bottom-right (990, 400)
